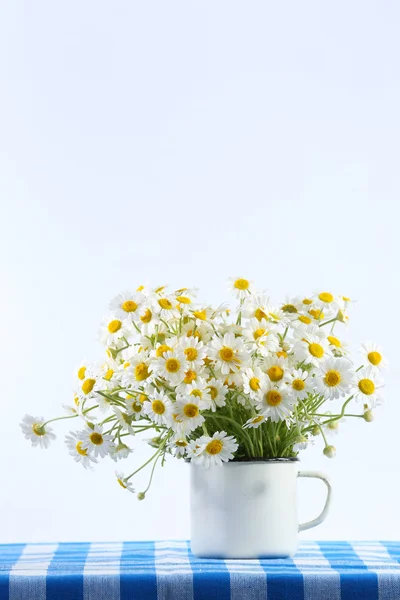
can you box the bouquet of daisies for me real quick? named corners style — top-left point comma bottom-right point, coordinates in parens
top-left (21, 278), bottom-right (386, 498)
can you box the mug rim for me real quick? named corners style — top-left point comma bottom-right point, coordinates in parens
top-left (186, 457), bottom-right (299, 464)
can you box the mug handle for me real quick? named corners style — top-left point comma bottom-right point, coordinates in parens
top-left (298, 471), bottom-right (332, 532)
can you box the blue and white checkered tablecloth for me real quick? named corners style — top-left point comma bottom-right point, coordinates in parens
top-left (1, 540), bottom-right (400, 600)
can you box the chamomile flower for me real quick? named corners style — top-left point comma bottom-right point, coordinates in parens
top-left (65, 431), bottom-right (98, 469)
top-left (242, 293), bottom-right (271, 322)
top-left (125, 394), bottom-right (145, 420)
top-left (110, 443), bottom-right (132, 462)
top-left (326, 334), bottom-right (349, 356)
top-left (205, 378), bottom-right (228, 411)
top-left (294, 334), bottom-right (331, 367)
top-left (190, 431), bottom-right (238, 467)
top-left (168, 435), bottom-right (189, 457)
top-left (154, 350), bottom-right (188, 384)
top-left (315, 358), bottom-right (354, 400)
top-left (178, 337), bottom-right (207, 369)
top-left (256, 380), bottom-right (294, 422)
top-left (360, 341), bottom-right (388, 370)
top-left (81, 425), bottom-right (114, 458)
top-left (242, 366), bottom-right (265, 399)
top-left (153, 294), bottom-right (180, 318)
top-left (228, 277), bottom-right (253, 299)
top-left (181, 321), bottom-right (213, 344)
top-left (20, 415), bottom-right (56, 449)
top-left (113, 407), bottom-right (135, 435)
top-left (280, 296), bottom-right (303, 316)
top-left (242, 319), bottom-right (280, 355)
top-left (174, 396), bottom-right (205, 432)
top-left (177, 379), bottom-right (211, 406)
top-left (109, 291), bottom-right (145, 321)
top-left (115, 472), bottom-right (135, 493)
top-left (262, 355), bottom-right (289, 384)
top-left (142, 391), bottom-right (172, 426)
top-left (100, 317), bottom-right (127, 346)
top-left (209, 332), bottom-right (249, 375)
top-left (353, 367), bottom-right (384, 408)
top-left (313, 291), bottom-right (341, 314)
top-left (284, 369), bottom-right (312, 400)
top-left (75, 365), bottom-right (101, 401)
top-left (124, 351), bottom-right (152, 385)
top-left (243, 414), bottom-right (266, 429)
top-left (191, 307), bottom-right (215, 326)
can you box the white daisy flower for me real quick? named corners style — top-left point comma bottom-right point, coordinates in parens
top-left (313, 291), bottom-right (341, 314)
top-left (20, 415), bottom-right (56, 449)
top-left (326, 334), bottom-right (349, 356)
top-left (360, 341), bottom-right (388, 370)
top-left (65, 431), bottom-right (98, 469)
top-left (151, 341), bottom-right (174, 359)
top-left (99, 317), bottom-right (127, 346)
top-left (284, 369), bottom-right (313, 400)
top-left (125, 394), bottom-right (145, 420)
top-left (293, 334), bottom-right (331, 367)
top-left (228, 277), bottom-right (253, 299)
top-left (242, 366), bottom-right (265, 399)
top-left (176, 378), bottom-right (211, 407)
top-left (81, 425), bottom-right (114, 458)
top-left (315, 358), bottom-right (355, 400)
top-left (123, 351), bottom-right (152, 385)
top-left (113, 407), bottom-right (135, 435)
top-left (115, 471), bottom-right (135, 493)
top-left (189, 431), bottom-right (238, 467)
top-left (256, 380), bottom-right (294, 422)
top-left (191, 307), bottom-right (215, 326)
top-left (110, 443), bottom-right (132, 462)
top-left (209, 332), bottom-right (249, 375)
top-left (181, 321), bottom-right (213, 344)
top-left (205, 378), bottom-right (228, 411)
top-left (353, 367), bottom-right (384, 408)
top-left (109, 291), bottom-right (145, 321)
top-left (174, 396), bottom-right (205, 432)
top-left (154, 350), bottom-right (188, 384)
top-left (178, 337), bottom-right (207, 369)
top-left (242, 293), bottom-right (271, 322)
top-left (243, 414), bottom-right (266, 429)
top-left (280, 296), bottom-right (303, 317)
top-left (142, 391), bottom-right (171, 426)
top-left (167, 435), bottom-right (189, 457)
top-left (153, 294), bottom-right (180, 319)
top-left (261, 355), bottom-right (289, 384)
top-left (242, 318), bottom-right (280, 356)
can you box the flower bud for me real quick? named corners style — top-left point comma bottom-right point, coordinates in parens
top-left (363, 410), bottom-right (374, 422)
top-left (137, 492), bottom-right (146, 501)
top-left (312, 425), bottom-right (320, 436)
top-left (323, 445), bottom-right (336, 458)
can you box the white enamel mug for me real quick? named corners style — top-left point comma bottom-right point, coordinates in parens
top-left (190, 459), bottom-right (332, 559)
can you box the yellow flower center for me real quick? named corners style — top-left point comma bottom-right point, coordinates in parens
top-left (267, 366), bottom-right (284, 382)
top-left (219, 347), bottom-right (234, 362)
top-left (302, 298), bottom-right (313, 305)
top-left (89, 432), bottom-right (103, 445)
top-left (266, 390), bottom-right (282, 406)
top-left (139, 394), bottom-right (147, 403)
top-left (298, 315), bottom-right (312, 325)
top-left (122, 300), bottom-right (138, 313)
top-left (308, 343), bottom-right (324, 358)
top-left (358, 378), bottom-right (375, 395)
top-left (74, 395), bottom-right (79, 407)
top-left (319, 292), bottom-right (334, 303)
top-left (175, 440), bottom-right (188, 447)
top-left (328, 336), bottom-right (341, 348)
top-left (292, 379), bottom-right (305, 391)
top-left (104, 369), bottom-right (114, 381)
top-left (254, 308), bottom-right (267, 321)
top-left (108, 320), bottom-right (122, 333)
top-left (131, 402), bottom-right (142, 413)
top-left (252, 415), bottom-right (264, 424)
top-left (368, 351), bottom-right (382, 366)
top-left (81, 378), bottom-right (96, 395)
top-left (158, 298), bottom-right (173, 310)
top-left (193, 309), bottom-right (207, 321)
top-left (190, 389), bottom-right (202, 398)
top-left (117, 478), bottom-right (127, 489)
top-left (184, 369), bottom-right (197, 384)
top-left (276, 350), bottom-right (287, 358)
top-left (32, 423), bottom-right (45, 436)
top-left (76, 441), bottom-right (87, 456)
top-left (137, 285), bottom-right (145, 292)
top-left (135, 363), bottom-right (150, 381)
top-left (208, 386), bottom-right (218, 400)
top-left (156, 344), bottom-right (172, 357)
top-left (234, 278), bottom-right (250, 291)
top-left (140, 309), bottom-right (152, 323)
top-left (186, 329), bottom-right (201, 340)
top-left (282, 304), bottom-right (298, 313)
top-left (183, 403), bottom-right (199, 418)
top-left (77, 366), bottom-right (86, 380)
top-left (324, 370), bottom-right (341, 387)
top-left (309, 309), bottom-right (324, 320)
top-left (176, 295), bottom-right (191, 304)
top-left (184, 347), bottom-right (198, 361)
top-left (165, 358), bottom-right (180, 373)
top-left (155, 286), bottom-right (165, 294)
top-left (253, 328), bottom-right (266, 340)
top-left (249, 377), bottom-right (260, 391)
top-left (152, 400), bottom-right (166, 415)
top-left (205, 439), bottom-right (223, 455)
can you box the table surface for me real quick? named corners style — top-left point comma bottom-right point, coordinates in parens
top-left (1, 540), bottom-right (400, 600)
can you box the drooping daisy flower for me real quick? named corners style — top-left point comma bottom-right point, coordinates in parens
top-left (284, 369), bottom-right (313, 400)
top-left (243, 414), bottom-right (266, 429)
top-left (228, 277), bottom-right (253, 299)
top-left (174, 396), bottom-right (205, 432)
top-left (167, 435), bottom-right (189, 457)
top-left (256, 380), bottom-right (294, 422)
top-left (20, 415), bottom-right (56, 449)
top-left (154, 350), bottom-right (188, 384)
top-left (110, 442), bottom-right (132, 462)
top-left (315, 358), bottom-right (354, 400)
top-left (113, 407), bottom-right (135, 435)
top-left (353, 367), bottom-right (384, 408)
top-left (65, 431), bottom-right (98, 469)
top-left (190, 431), bottom-right (239, 467)
top-left (115, 471), bottom-right (135, 493)
top-left (360, 341), bottom-right (388, 370)
top-left (81, 425), bottom-right (114, 458)
top-left (109, 291), bottom-right (145, 321)
top-left (142, 391), bottom-right (172, 426)
top-left (209, 332), bottom-right (249, 375)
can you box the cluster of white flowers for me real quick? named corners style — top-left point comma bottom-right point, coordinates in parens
top-left (21, 278), bottom-right (387, 498)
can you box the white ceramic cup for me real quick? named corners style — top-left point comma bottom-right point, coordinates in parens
top-left (190, 459), bottom-right (332, 559)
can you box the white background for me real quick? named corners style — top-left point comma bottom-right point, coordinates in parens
top-left (1, 1), bottom-right (399, 544)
